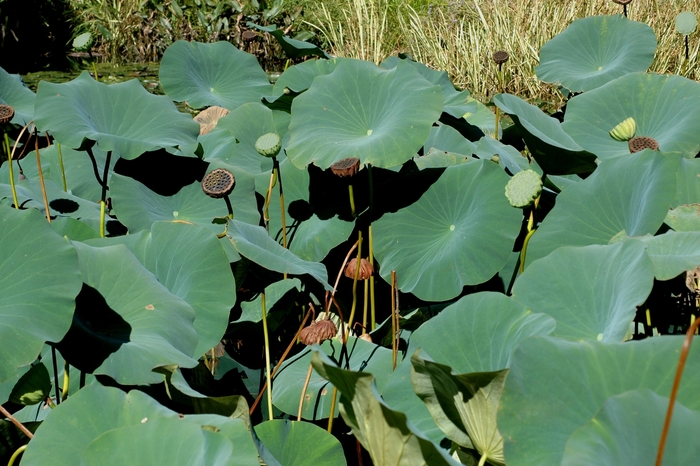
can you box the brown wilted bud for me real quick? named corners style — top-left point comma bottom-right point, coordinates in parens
top-left (330, 157), bottom-right (361, 178)
top-left (0, 104), bottom-right (14, 124)
top-left (344, 258), bottom-right (374, 280)
top-left (194, 106), bottom-right (229, 135)
top-left (492, 50), bottom-right (510, 65)
top-left (358, 333), bottom-right (372, 343)
top-left (202, 168), bottom-right (235, 198)
top-left (299, 319), bottom-right (338, 345)
top-left (628, 136), bottom-right (659, 153)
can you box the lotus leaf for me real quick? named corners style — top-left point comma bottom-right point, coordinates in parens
top-left (498, 336), bottom-right (700, 466)
top-left (255, 420), bottom-right (347, 466)
top-left (474, 136), bottom-right (531, 174)
top-left (665, 204), bottom-right (700, 232)
top-left (0, 67), bottom-right (35, 125)
top-left (561, 73), bottom-right (700, 160)
top-left (269, 58), bottom-right (344, 99)
top-left (536, 15), bottom-right (656, 92)
top-left (311, 351), bottom-right (461, 466)
top-left (673, 158), bottom-right (700, 207)
top-left (0, 205), bottom-right (81, 384)
top-left (286, 59), bottom-right (443, 169)
top-left (237, 278), bottom-right (300, 323)
top-left (373, 160), bottom-right (521, 301)
top-left (638, 231), bottom-right (700, 280)
top-left (423, 125), bottom-right (476, 156)
top-left (159, 40), bottom-right (272, 111)
top-left (512, 241), bottom-right (653, 342)
top-left (34, 71), bottom-right (200, 159)
top-left (249, 24), bottom-right (329, 59)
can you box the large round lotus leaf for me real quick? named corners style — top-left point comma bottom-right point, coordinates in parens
top-left (423, 125), bottom-right (476, 156)
top-left (474, 136), bottom-right (531, 174)
top-left (526, 149), bottom-right (678, 263)
top-left (0, 205), bottom-right (81, 384)
top-left (56, 242), bottom-right (198, 385)
top-left (270, 58), bottom-right (344, 98)
top-left (286, 59), bottom-right (443, 169)
top-left (273, 336), bottom-right (392, 420)
top-left (494, 93), bottom-right (596, 175)
top-left (536, 15), bottom-right (656, 92)
top-left (0, 67), bottom-right (35, 125)
top-left (499, 336), bottom-right (700, 466)
top-left (561, 389), bottom-right (700, 466)
top-left (381, 292), bottom-right (555, 442)
top-left (561, 73), bottom-right (700, 160)
top-left (665, 204), bottom-right (700, 232)
top-left (373, 160), bottom-right (521, 301)
top-left (638, 231), bottom-right (700, 280)
top-left (673, 158), bottom-right (700, 207)
top-left (159, 40), bottom-right (272, 111)
top-left (255, 420), bottom-right (347, 466)
top-left (92, 222), bottom-right (235, 358)
top-left (34, 72), bottom-right (200, 159)
top-left (513, 241), bottom-right (653, 342)
top-left (206, 102), bottom-right (291, 174)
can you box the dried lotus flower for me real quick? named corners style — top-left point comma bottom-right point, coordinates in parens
top-left (344, 258), bottom-right (374, 280)
top-left (0, 104), bottom-right (14, 124)
top-left (358, 333), bottom-right (373, 343)
top-left (299, 319), bottom-right (338, 345)
top-left (194, 106), bottom-right (229, 135)
top-left (330, 157), bottom-right (361, 178)
top-left (492, 50), bottom-right (510, 65)
top-left (628, 136), bottom-right (659, 153)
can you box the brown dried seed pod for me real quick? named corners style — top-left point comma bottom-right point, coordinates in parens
top-left (202, 168), bottom-right (235, 198)
top-left (194, 106), bottom-right (229, 135)
top-left (330, 157), bottom-right (361, 178)
top-left (628, 136), bottom-right (659, 153)
top-left (299, 319), bottom-right (338, 345)
top-left (242, 30), bottom-right (258, 41)
top-left (344, 258), bottom-right (374, 280)
top-left (612, 0), bottom-right (633, 5)
top-left (492, 50), bottom-right (510, 65)
top-left (0, 104), bottom-right (14, 124)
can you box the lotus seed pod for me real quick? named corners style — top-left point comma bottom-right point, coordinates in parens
top-left (628, 136), bottom-right (659, 153)
top-left (9, 364), bottom-right (51, 406)
top-left (202, 168), bottom-right (235, 198)
top-left (505, 169), bottom-right (543, 208)
top-left (676, 12), bottom-right (698, 35)
top-left (612, 0), bottom-right (632, 4)
top-left (194, 106), bottom-right (229, 135)
top-left (299, 319), bottom-right (338, 345)
top-left (492, 50), bottom-right (510, 65)
top-left (0, 104), bottom-right (14, 124)
top-left (609, 117), bottom-right (636, 141)
top-left (359, 333), bottom-right (373, 343)
top-left (344, 257), bottom-right (374, 280)
top-left (255, 132), bottom-right (282, 158)
top-left (330, 157), bottom-right (361, 177)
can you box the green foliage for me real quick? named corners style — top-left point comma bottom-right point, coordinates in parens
top-left (1, 13), bottom-right (700, 465)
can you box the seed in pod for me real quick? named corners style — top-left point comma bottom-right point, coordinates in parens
top-left (330, 157), bottom-right (361, 178)
top-left (492, 50), bottom-right (510, 65)
top-left (299, 319), bottom-right (338, 345)
top-left (628, 136), bottom-right (659, 153)
top-left (344, 257), bottom-right (374, 280)
top-left (255, 133), bottom-right (282, 158)
top-left (0, 104), bottom-right (14, 124)
top-left (202, 168), bottom-right (235, 198)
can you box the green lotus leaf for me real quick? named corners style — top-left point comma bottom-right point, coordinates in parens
top-left (513, 241), bottom-right (653, 342)
top-left (638, 231), bottom-right (700, 280)
top-left (0, 205), bottom-right (81, 384)
top-left (415, 150), bottom-right (472, 169)
top-left (498, 336), bottom-right (700, 466)
top-left (381, 55), bottom-right (473, 118)
top-left (237, 278), bottom-right (301, 323)
top-left (526, 149), bottom-right (678, 263)
top-left (561, 73), bottom-right (700, 160)
top-left (92, 221), bottom-right (235, 357)
top-left (255, 420), bottom-right (346, 466)
top-left (159, 40), bottom-right (272, 111)
top-left (56, 242), bottom-right (198, 385)
top-left (463, 96), bottom-right (499, 139)
top-left (109, 163), bottom-right (259, 234)
top-left (675, 11), bottom-right (698, 35)
top-left (34, 71), bottom-right (200, 159)
top-left (673, 158), bottom-right (700, 207)
top-left (311, 351), bottom-right (462, 466)
top-left (494, 93), bottom-right (596, 175)
top-left (411, 353), bottom-right (507, 465)
top-left (206, 102), bottom-right (291, 175)
top-left (249, 24), bottom-right (329, 60)
top-left (536, 15), bottom-right (656, 92)
top-left (273, 336), bottom-right (392, 420)
top-left (269, 58), bottom-right (344, 99)
top-left (226, 219), bottom-right (330, 289)
top-left (373, 160), bottom-right (521, 301)
top-left (286, 59), bottom-right (443, 169)
top-left (8, 363), bottom-right (51, 406)
top-left (0, 67), bottom-right (35, 125)
top-left (381, 292), bottom-right (555, 442)
top-left (474, 136), bottom-right (531, 174)
top-left (665, 204), bottom-right (700, 232)
top-left (423, 124), bottom-right (476, 156)
top-left (561, 389), bottom-right (700, 466)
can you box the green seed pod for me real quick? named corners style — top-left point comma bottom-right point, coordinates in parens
top-left (609, 117), bottom-right (636, 141)
top-left (255, 132), bottom-right (282, 158)
top-left (676, 12), bottom-right (698, 35)
top-left (9, 363), bottom-right (52, 406)
top-left (505, 169), bottom-right (543, 208)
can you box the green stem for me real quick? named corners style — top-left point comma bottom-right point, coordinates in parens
top-left (0, 405), bottom-right (33, 439)
top-left (34, 129), bottom-right (51, 222)
top-left (297, 362), bottom-right (313, 421)
top-left (263, 167), bottom-right (276, 232)
top-left (7, 444), bottom-right (27, 466)
top-left (261, 291), bottom-right (274, 420)
top-left (348, 184), bottom-right (356, 217)
top-left (478, 453), bottom-right (488, 466)
top-left (362, 279), bottom-right (369, 334)
top-left (519, 228), bottom-right (536, 274)
top-left (99, 151), bottom-right (112, 238)
top-left (273, 157), bottom-right (288, 255)
top-left (51, 346), bottom-right (60, 404)
top-left (62, 361), bottom-right (70, 400)
top-left (346, 232), bottom-right (363, 340)
top-left (369, 224), bottom-right (376, 330)
top-left (327, 386), bottom-right (338, 433)
top-left (3, 134), bottom-right (19, 209)
top-left (57, 143), bottom-right (67, 191)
